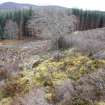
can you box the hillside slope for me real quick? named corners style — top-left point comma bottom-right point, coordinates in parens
top-left (0, 2), bottom-right (35, 9)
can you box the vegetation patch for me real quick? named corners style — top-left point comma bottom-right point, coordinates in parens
top-left (96, 102), bottom-right (105, 105)
top-left (0, 50), bottom-right (105, 105)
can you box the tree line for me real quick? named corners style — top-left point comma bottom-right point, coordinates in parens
top-left (72, 8), bottom-right (105, 30)
top-left (0, 8), bottom-right (33, 39)
top-left (0, 8), bottom-right (105, 40)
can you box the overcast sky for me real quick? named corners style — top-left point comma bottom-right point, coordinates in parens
top-left (0, 0), bottom-right (105, 11)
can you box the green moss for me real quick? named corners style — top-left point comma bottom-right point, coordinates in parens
top-left (71, 97), bottom-right (93, 105)
top-left (33, 51), bottom-right (105, 82)
top-left (0, 91), bottom-right (5, 101)
top-left (0, 50), bottom-right (105, 104)
top-left (33, 52), bottom-right (105, 103)
top-left (0, 97), bottom-right (13, 105)
top-left (96, 102), bottom-right (105, 105)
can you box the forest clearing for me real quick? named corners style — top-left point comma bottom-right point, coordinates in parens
top-left (0, 2), bottom-right (105, 105)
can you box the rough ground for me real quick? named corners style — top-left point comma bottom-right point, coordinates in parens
top-left (0, 47), bottom-right (105, 105)
top-left (0, 40), bottom-right (51, 65)
top-left (1, 27), bottom-right (105, 105)
top-left (60, 27), bottom-right (105, 55)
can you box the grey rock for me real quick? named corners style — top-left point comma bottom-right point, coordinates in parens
top-left (93, 50), bottom-right (105, 59)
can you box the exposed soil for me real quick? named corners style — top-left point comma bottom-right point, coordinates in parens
top-left (0, 40), bottom-right (24, 45)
